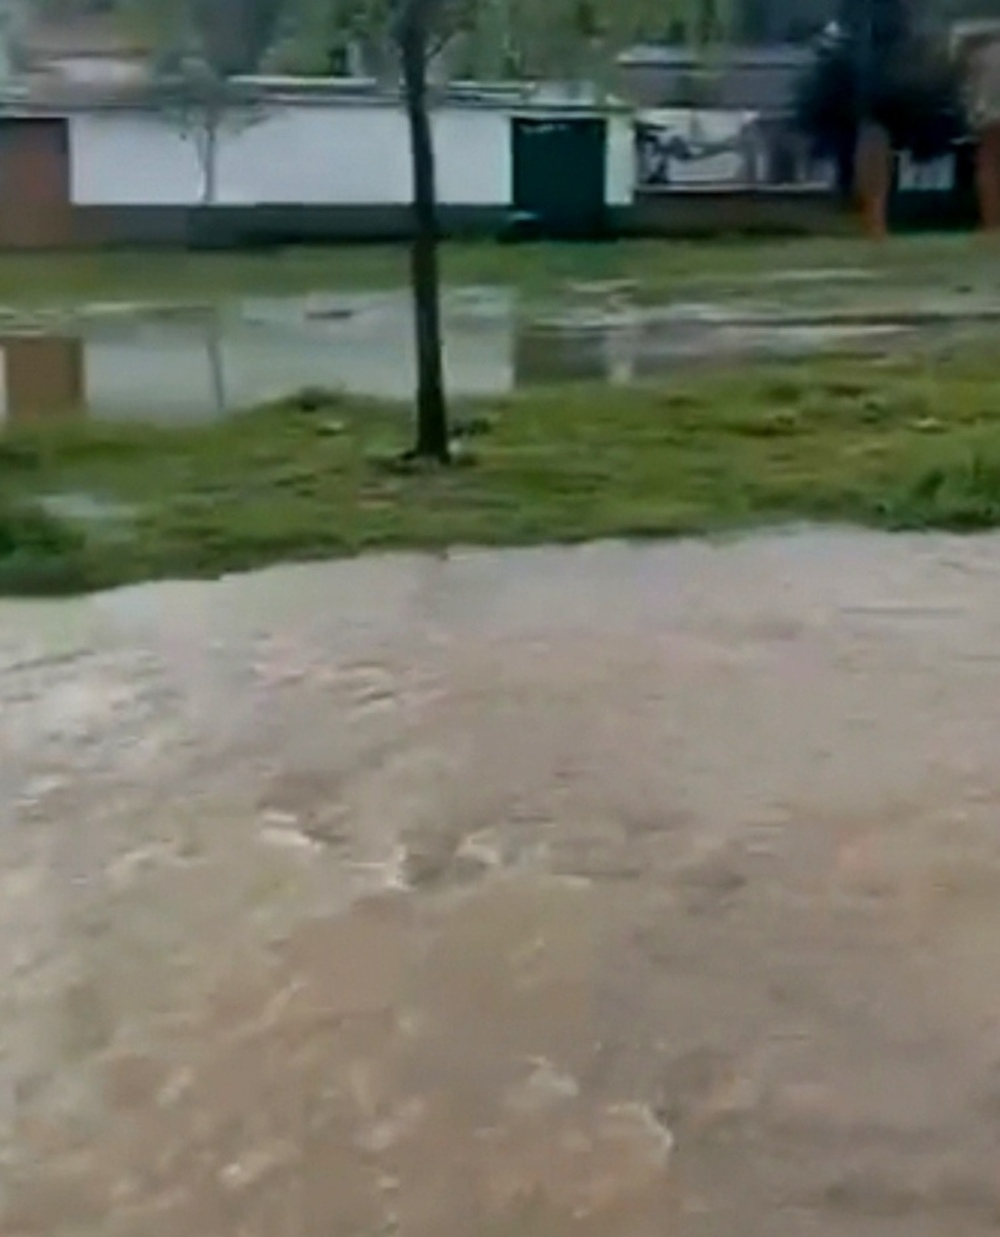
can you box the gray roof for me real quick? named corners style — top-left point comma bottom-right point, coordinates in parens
top-left (0, 74), bottom-right (634, 116)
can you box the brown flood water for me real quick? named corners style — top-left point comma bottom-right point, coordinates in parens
top-left (4, 528), bottom-right (1000, 1235)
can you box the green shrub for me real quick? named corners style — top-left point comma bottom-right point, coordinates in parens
top-left (887, 451), bottom-right (1000, 530)
top-left (0, 503), bottom-right (94, 595)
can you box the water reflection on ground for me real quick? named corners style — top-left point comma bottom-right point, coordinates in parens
top-left (0, 288), bottom-right (921, 427)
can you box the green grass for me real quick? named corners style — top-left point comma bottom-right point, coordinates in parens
top-left (5, 342), bottom-right (1000, 595)
top-left (4, 232), bottom-right (1000, 595)
top-left (0, 232), bottom-right (996, 307)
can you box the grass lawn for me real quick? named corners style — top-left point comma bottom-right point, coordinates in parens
top-left (4, 340), bottom-right (1000, 595)
top-left (0, 232), bottom-right (998, 307)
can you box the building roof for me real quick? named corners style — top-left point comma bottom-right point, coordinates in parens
top-left (0, 73), bottom-right (634, 116)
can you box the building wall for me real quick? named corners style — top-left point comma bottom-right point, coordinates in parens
top-left (69, 100), bottom-right (634, 211)
top-left (626, 186), bottom-right (847, 237)
top-left (605, 113), bottom-right (635, 205)
top-left (71, 112), bottom-right (193, 205)
top-left (70, 103), bottom-right (514, 207)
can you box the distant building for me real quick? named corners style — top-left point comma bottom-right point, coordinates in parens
top-left (0, 80), bottom-right (637, 248)
top-left (618, 44), bottom-right (814, 112)
top-left (0, 5), bottom-right (149, 93)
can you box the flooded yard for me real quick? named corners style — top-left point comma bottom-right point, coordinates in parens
top-left (5, 239), bottom-right (1000, 1229)
top-left (0, 275), bottom-right (993, 425)
top-left (6, 530), bottom-right (1000, 1234)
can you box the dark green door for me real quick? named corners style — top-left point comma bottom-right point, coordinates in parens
top-left (511, 117), bottom-right (608, 238)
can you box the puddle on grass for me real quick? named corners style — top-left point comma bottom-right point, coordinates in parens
top-left (0, 284), bottom-right (979, 428)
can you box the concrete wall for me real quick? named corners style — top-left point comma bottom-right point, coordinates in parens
top-left (73, 203), bottom-right (516, 248)
top-left (605, 113), bottom-right (635, 206)
top-left (0, 98), bottom-right (862, 247)
top-left (65, 192), bottom-right (845, 250)
top-left (72, 103), bottom-right (509, 208)
top-left (626, 187), bottom-right (847, 237)
top-left (70, 101), bottom-right (634, 211)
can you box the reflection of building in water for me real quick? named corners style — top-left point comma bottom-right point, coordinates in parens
top-left (80, 296), bottom-right (516, 421)
top-left (0, 334), bottom-right (84, 425)
top-left (514, 326), bottom-right (616, 387)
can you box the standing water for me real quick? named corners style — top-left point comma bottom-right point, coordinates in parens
top-left (2, 531), bottom-right (1000, 1234)
top-left (0, 287), bottom-right (922, 426)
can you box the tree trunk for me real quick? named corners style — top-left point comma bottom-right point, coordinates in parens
top-left (855, 120), bottom-right (891, 240)
top-left (398, 0), bottom-right (449, 462)
top-left (834, 127), bottom-right (857, 205)
top-left (201, 112), bottom-right (219, 206)
top-left (976, 123), bottom-right (1000, 231)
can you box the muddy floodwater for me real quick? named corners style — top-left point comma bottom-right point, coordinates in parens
top-left (5, 529), bottom-right (1000, 1234)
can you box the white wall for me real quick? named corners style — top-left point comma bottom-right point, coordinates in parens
top-left (434, 108), bottom-right (511, 207)
top-left (219, 105), bottom-right (407, 205)
top-left (606, 113), bottom-right (635, 206)
top-left (72, 113), bottom-right (197, 205)
top-left (70, 103), bottom-right (512, 207)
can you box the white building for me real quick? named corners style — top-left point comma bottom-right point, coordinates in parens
top-left (0, 83), bottom-right (637, 247)
top-left (76, 94), bottom-right (630, 209)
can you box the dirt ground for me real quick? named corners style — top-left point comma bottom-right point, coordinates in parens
top-left (4, 529), bottom-right (1000, 1236)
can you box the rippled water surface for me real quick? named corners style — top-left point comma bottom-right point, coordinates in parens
top-left (5, 529), bottom-right (1000, 1234)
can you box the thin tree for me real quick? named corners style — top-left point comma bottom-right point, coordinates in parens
top-left (150, 60), bottom-right (252, 205)
top-left (396, 0), bottom-right (448, 460)
top-left (795, 2), bottom-right (962, 236)
top-left (313, 0), bottom-right (726, 460)
top-left (952, 17), bottom-right (1000, 229)
top-left (118, 0), bottom-right (287, 203)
